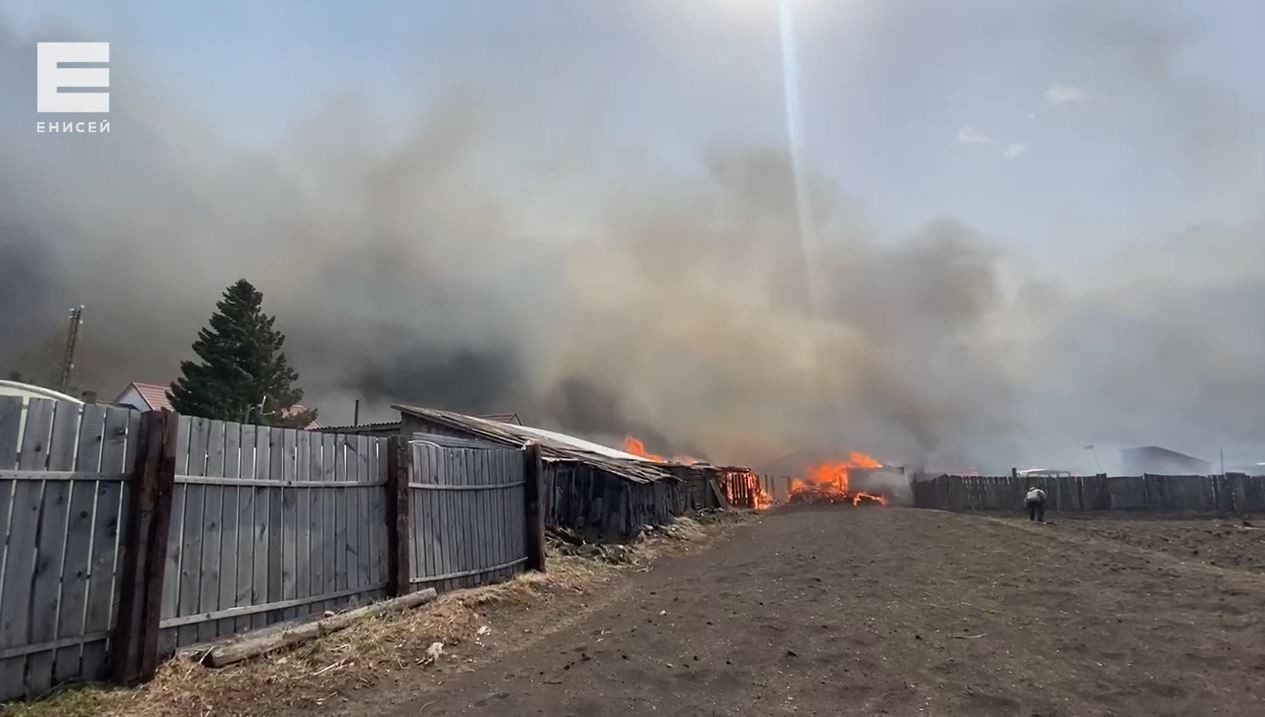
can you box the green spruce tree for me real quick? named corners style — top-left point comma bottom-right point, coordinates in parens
top-left (169, 279), bottom-right (316, 427)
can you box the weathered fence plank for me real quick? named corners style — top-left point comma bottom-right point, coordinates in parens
top-left (370, 440), bottom-right (385, 591)
top-left (175, 417), bottom-right (209, 647)
top-left (333, 436), bottom-right (348, 594)
top-left (0, 398), bottom-right (55, 697)
top-left (307, 433), bottom-right (324, 607)
top-left (25, 400), bottom-right (82, 695)
top-left (250, 424), bottom-right (271, 630)
top-left (195, 420), bottom-right (225, 643)
top-left (82, 408), bottom-right (134, 679)
top-left (158, 417), bottom-right (188, 655)
top-left (233, 426), bottom-right (256, 635)
top-left (294, 431), bottom-right (310, 620)
top-left (263, 428), bottom-right (283, 626)
top-left (355, 436), bottom-right (371, 593)
top-left (215, 423), bottom-right (240, 640)
top-left (52, 404), bottom-right (105, 683)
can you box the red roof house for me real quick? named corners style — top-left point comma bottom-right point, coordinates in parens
top-left (114, 381), bottom-right (320, 429)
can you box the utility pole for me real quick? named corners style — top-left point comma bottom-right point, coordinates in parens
top-left (59, 305), bottom-right (85, 393)
top-left (1084, 444), bottom-right (1102, 474)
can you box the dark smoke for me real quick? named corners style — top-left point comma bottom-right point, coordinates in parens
top-left (354, 345), bottom-right (524, 416)
top-left (2, 7), bottom-right (1263, 474)
top-left (542, 378), bottom-right (704, 459)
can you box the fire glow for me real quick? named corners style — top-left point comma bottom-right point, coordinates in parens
top-left (790, 452), bottom-right (890, 506)
top-left (723, 470), bottom-right (774, 511)
top-left (624, 436), bottom-right (773, 511)
top-left (624, 437), bottom-right (666, 462)
top-left (623, 436), bottom-right (703, 466)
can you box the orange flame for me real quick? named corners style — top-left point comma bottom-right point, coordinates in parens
top-left (623, 436), bottom-right (666, 462)
top-left (790, 452), bottom-right (890, 506)
top-left (624, 436), bottom-right (771, 509)
top-left (723, 470), bottom-right (774, 511)
top-left (624, 436), bottom-right (705, 466)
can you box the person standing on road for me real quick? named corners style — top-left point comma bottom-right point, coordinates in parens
top-left (1025, 485), bottom-right (1047, 522)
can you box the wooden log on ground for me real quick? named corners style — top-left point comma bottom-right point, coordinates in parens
top-left (207, 588), bottom-right (438, 667)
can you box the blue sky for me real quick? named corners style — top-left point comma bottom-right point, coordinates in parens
top-left (8, 0), bottom-right (1262, 256)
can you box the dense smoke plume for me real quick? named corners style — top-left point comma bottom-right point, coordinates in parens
top-left (1, 7), bottom-right (1263, 473)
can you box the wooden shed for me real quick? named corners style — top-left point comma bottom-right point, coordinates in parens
top-left (323, 405), bottom-right (731, 538)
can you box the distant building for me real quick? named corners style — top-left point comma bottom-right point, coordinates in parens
top-left (1121, 446), bottom-right (1212, 475)
top-left (114, 381), bottom-right (173, 412)
top-left (114, 380), bottom-right (321, 428)
top-left (1225, 463), bottom-right (1265, 476)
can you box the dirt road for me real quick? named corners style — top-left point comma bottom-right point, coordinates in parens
top-left (382, 508), bottom-right (1264, 716)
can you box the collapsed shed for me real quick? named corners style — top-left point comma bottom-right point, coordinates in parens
top-left (322, 405), bottom-right (745, 538)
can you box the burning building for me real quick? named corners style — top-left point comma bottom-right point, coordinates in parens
top-left (621, 436), bottom-right (772, 510)
top-left (788, 452), bottom-right (894, 506)
top-left (321, 405), bottom-right (766, 538)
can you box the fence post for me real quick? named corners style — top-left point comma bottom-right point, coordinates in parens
top-left (111, 410), bottom-right (177, 686)
top-left (385, 436), bottom-right (411, 597)
top-left (523, 442), bottom-right (546, 572)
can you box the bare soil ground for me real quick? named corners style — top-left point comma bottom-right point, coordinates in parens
top-left (1025, 513), bottom-right (1265, 574)
top-left (376, 507), bottom-right (1265, 717)
top-left (0, 515), bottom-right (737, 717)
top-left (8, 509), bottom-right (1265, 716)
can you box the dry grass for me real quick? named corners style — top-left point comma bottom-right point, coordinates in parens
top-left (0, 511), bottom-right (751, 717)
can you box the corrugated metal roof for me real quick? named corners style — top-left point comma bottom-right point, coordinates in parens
top-left (393, 404), bottom-right (678, 484)
top-left (479, 412), bottom-right (522, 425)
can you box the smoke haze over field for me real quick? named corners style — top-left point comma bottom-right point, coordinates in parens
top-left (1, 2), bottom-right (1263, 473)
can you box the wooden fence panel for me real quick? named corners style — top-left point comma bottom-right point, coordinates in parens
top-left (84, 407), bottom-right (137, 681)
top-left (1244, 476), bottom-right (1265, 512)
top-left (24, 399), bottom-right (81, 692)
top-left (51, 403), bottom-right (104, 683)
top-left (0, 399), bottom-right (140, 702)
top-left (0, 397), bottom-right (54, 695)
top-left (217, 422), bottom-right (241, 640)
top-left (407, 437), bottom-right (527, 592)
top-left (156, 422), bottom-right (389, 656)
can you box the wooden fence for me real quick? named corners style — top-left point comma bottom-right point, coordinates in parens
top-left (157, 417), bottom-right (391, 654)
top-left (0, 400), bottom-right (543, 703)
top-left (0, 398), bottom-right (141, 704)
top-left (406, 436), bottom-right (529, 591)
top-left (912, 473), bottom-right (1265, 514)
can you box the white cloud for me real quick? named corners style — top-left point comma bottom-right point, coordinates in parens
top-left (956, 127), bottom-right (1028, 160)
top-left (956, 126), bottom-right (995, 145)
top-left (1045, 82), bottom-right (1096, 106)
